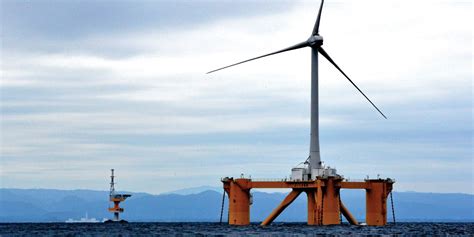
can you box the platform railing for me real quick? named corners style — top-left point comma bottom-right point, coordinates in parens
top-left (248, 178), bottom-right (289, 182)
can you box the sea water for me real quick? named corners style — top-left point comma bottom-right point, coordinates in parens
top-left (1, 222), bottom-right (473, 236)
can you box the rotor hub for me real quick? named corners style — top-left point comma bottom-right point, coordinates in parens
top-left (307, 35), bottom-right (323, 47)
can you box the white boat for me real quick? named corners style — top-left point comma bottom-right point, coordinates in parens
top-left (65, 213), bottom-right (100, 223)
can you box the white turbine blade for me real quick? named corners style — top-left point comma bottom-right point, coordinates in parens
top-left (318, 47), bottom-right (387, 119)
top-left (207, 41), bottom-right (309, 74)
top-left (311, 0), bottom-right (324, 36)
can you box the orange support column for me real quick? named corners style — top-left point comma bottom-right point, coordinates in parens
top-left (322, 178), bottom-right (341, 225)
top-left (306, 190), bottom-right (318, 225)
top-left (366, 180), bottom-right (393, 226)
top-left (228, 178), bottom-right (251, 225)
top-left (315, 183), bottom-right (323, 225)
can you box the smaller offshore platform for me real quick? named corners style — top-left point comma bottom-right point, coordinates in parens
top-left (105, 169), bottom-right (131, 223)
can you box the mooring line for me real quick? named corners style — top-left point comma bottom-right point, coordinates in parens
top-left (390, 192), bottom-right (396, 224)
top-left (220, 190), bottom-right (226, 224)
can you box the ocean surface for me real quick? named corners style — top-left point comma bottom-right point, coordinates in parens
top-left (1, 222), bottom-right (473, 236)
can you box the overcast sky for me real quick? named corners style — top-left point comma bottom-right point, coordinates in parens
top-left (1, 0), bottom-right (472, 194)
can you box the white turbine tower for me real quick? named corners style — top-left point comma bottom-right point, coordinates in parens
top-left (208, 0), bottom-right (386, 180)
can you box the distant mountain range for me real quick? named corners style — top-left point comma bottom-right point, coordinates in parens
top-left (0, 187), bottom-right (473, 222)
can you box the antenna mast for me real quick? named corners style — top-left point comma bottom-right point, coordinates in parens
top-left (110, 169), bottom-right (115, 196)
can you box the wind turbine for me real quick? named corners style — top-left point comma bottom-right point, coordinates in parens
top-left (207, 0), bottom-right (386, 180)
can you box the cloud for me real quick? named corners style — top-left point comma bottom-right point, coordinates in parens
top-left (1, 0), bottom-right (472, 194)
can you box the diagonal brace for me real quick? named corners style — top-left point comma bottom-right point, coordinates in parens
top-left (261, 190), bottom-right (302, 226)
top-left (340, 200), bottom-right (359, 225)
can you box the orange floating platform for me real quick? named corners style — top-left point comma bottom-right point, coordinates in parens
top-left (222, 177), bottom-right (394, 226)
